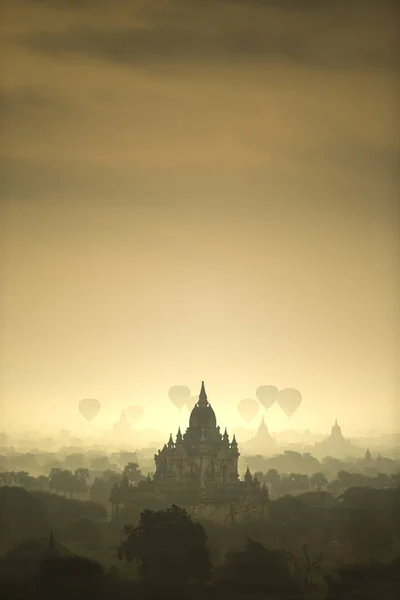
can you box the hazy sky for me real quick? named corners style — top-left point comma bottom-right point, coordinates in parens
top-left (0, 0), bottom-right (399, 436)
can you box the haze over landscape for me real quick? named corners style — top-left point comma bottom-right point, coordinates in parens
top-left (1, 1), bottom-right (399, 437)
top-left (1, 4), bottom-right (400, 600)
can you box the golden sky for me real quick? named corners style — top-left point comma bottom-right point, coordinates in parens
top-left (0, 0), bottom-right (399, 436)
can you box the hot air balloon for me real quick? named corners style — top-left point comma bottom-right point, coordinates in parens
top-left (256, 385), bottom-right (279, 410)
top-left (78, 398), bottom-right (100, 423)
top-left (277, 388), bottom-right (302, 418)
top-left (237, 398), bottom-right (260, 423)
top-left (186, 395), bottom-right (198, 411)
top-left (168, 385), bottom-right (191, 410)
top-left (126, 405), bottom-right (144, 426)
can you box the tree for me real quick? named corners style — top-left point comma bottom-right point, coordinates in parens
top-left (117, 504), bottom-right (211, 585)
top-left (336, 470), bottom-right (365, 491)
top-left (119, 452), bottom-right (138, 466)
top-left (89, 470), bottom-right (121, 506)
top-left (282, 544), bottom-right (324, 593)
top-left (216, 539), bottom-right (301, 597)
top-left (35, 475), bottom-right (49, 491)
top-left (67, 517), bottom-right (102, 546)
top-left (40, 556), bottom-right (105, 599)
top-left (0, 486), bottom-right (46, 549)
top-left (390, 472), bottom-right (400, 488)
top-left (32, 491), bottom-right (107, 527)
top-left (325, 558), bottom-right (400, 600)
top-left (291, 473), bottom-right (310, 493)
top-left (14, 471), bottom-right (35, 489)
top-left (122, 462), bottom-right (144, 485)
top-left (49, 468), bottom-right (74, 496)
top-left (277, 473), bottom-right (309, 496)
top-left (64, 453), bottom-right (86, 470)
top-left (344, 507), bottom-right (393, 556)
top-left (270, 495), bottom-right (310, 530)
top-left (310, 472), bottom-right (328, 492)
top-left (41, 555), bottom-right (104, 578)
top-left (90, 456), bottom-right (111, 471)
top-left (0, 472), bottom-right (15, 487)
top-left (264, 469), bottom-right (280, 496)
top-left (372, 472), bottom-right (390, 489)
top-left (254, 471), bottom-right (264, 483)
top-left (73, 468), bottom-right (89, 498)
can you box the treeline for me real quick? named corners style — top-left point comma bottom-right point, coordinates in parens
top-left (1, 464), bottom-right (399, 508)
top-left (2, 448), bottom-right (399, 483)
top-left (0, 449), bottom-right (150, 476)
top-left (243, 450), bottom-right (399, 478)
top-left (253, 469), bottom-right (400, 498)
top-left (0, 486), bottom-right (399, 599)
top-left (0, 461), bottom-right (145, 503)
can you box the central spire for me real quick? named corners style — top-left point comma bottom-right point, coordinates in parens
top-left (198, 380), bottom-right (208, 407)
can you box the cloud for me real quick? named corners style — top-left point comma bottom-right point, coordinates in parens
top-left (12, 0), bottom-right (91, 6)
top-left (0, 157), bottom-right (156, 203)
top-left (1, 134), bottom-right (397, 207)
top-left (1, 0), bottom-right (397, 210)
top-left (0, 86), bottom-right (82, 145)
top-left (0, 86), bottom-right (74, 117)
top-left (14, 1), bottom-right (398, 70)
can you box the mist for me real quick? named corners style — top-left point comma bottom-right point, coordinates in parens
top-left (1, 1), bottom-right (399, 599)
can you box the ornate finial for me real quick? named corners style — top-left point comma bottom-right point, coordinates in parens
top-left (198, 381), bottom-right (208, 407)
top-left (168, 433), bottom-right (174, 447)
top-left (244, 466), bottom-right (252, 483)
top-left (231, 433), bottom-right (238, 446)
top-left (176, 427), bottom-right (183, 443)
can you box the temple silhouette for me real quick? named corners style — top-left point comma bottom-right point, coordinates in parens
top-left (110, 381), bottom-right (269, 524)
top-left (112, 410), bottom-right (131, 438)
top-left (241, 415), bottom-right (278, 456)
top-left (154, 381), bottom-right (240, 488)
top-left (313, 419), bottom-right (362, 458)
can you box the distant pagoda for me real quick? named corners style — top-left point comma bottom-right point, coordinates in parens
top-left (242, 416), bottom-right (277, 456)
top-left (314, 419), bottom-right (361, 457)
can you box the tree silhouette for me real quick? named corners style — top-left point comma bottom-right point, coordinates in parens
top-left (90, 456), bottom-right (111, 471)
top-left (122, 462), bottom-right (144, 485)
top-left (310, 472), bottom-right (328, 491)
top-left (49, 468), bottom-right (75, 496)
top-left (281, 544), bottom-right (324, 592)
top-left (325, 558), bottom-right (400, 600)
top-left (40, 556), bottom-right (105, 600)
top-left (265, 468), bottom-right (280, 487)
top-left (117, 504), bottom-right (211, 585)
top-left (73, 468), bottom-right (90, 497)
top-left (0, 486), bottom-right (46, 549)
top-left (67, 517), bottom-right (102, 546)
top-left (344, 507), bottom-right (393, 556)
top-left (216, 538), bottom-right (302, 597)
